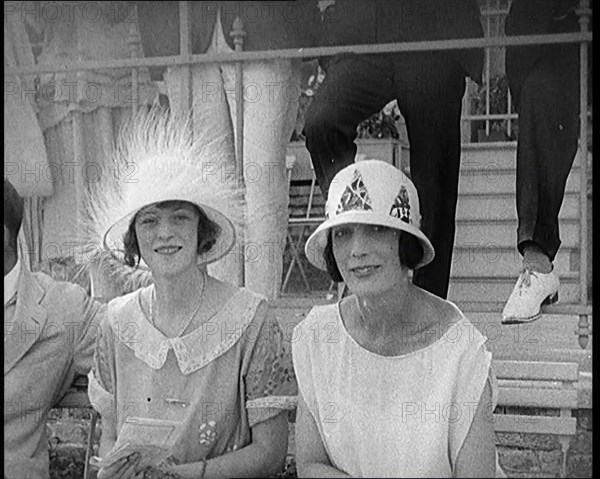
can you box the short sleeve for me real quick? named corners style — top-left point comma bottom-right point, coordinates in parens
top-left (291, 314), bottom-right (317, 409)
top-left (87, 315), bottom-right (117, 419)
top-left (244, 303), bottom-right (297, 427)
top-left (448, 337), bottom-right (496, 470)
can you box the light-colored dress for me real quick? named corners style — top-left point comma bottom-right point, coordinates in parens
top-left (292, 300), bottom-right (501, 478)
top-left (88, 285), bottom-right (296, 463)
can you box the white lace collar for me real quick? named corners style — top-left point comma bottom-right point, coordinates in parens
top-left (107, 286), bottom-right (265, 375)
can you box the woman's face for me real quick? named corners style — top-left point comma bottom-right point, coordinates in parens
top-left (135, 201), bottom-right (200, 277)
top-left (332, 223), bottom-right (405, 296)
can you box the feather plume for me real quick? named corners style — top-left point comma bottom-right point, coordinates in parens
top-left (75, 105), bottom-right (246, 294)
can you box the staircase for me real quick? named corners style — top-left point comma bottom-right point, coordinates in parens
top-left (283, 141), bottom-right (590, 309)
top-left (448, 142), bottom-right (586, 308)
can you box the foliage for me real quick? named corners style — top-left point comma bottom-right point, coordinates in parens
top-left (49, 445), bottom-right (87, 479)
top-left (471, 75), bottom-right (516, 138)
top-left (274, 456), bottom-right (297, 478)
top-left (472, 75), bottom-right (509, 120)
top-left (356, 102), bottom-right (401, 140)
top-left (292, 63), bottom-right (400, 141)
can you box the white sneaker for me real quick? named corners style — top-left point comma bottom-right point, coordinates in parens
top-left (502, 268), bottom-right (559, 324)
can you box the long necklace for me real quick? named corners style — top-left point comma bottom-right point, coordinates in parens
top-left (149, 269), bottom-right (208, 338)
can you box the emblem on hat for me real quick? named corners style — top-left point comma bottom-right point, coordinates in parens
top-left (335, 169), bottom-right (373, 215)
top-left (389, 185), bottom-right (410, 223)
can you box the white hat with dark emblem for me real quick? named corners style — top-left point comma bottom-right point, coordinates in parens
top-left (304, 159), bottom-right (435, 270)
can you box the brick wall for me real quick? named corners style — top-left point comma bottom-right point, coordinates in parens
top-left (496, 409), bottom-right (592, 478)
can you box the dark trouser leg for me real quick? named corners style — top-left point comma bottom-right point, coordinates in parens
top-left (396, 54), bottom-right (466, 299)
top-left (507, 44), bottom-right (580, 262)
top-left (304, 55), bottom-right (395, 197)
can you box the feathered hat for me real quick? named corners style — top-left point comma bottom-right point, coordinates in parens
top-left (78, 106), bottom-right (244, 291)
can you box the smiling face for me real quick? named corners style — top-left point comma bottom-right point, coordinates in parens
top-left (332, 223), bottom-right (406, 297)
top-left (134, 201), bottom-right (201, 278)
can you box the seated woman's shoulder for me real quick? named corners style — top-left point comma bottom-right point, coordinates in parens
top-left (194, 276), bottom-right (238, 313)
top-left (205, 276), bottom-right (266, 318)
top-left (416, 287), bottom-right (465, 327)
top-left (104, 287), bottom-right (148, 323)
top-left (209, 276), bottom-right (242, 301)
top-left (107, 286), bottom-right (144, 308)
top-left (292, 301), bottom-right (338, 337)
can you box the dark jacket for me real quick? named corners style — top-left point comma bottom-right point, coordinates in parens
top-left (137, 1), bottom-right (319, 57)
top-left (319, 0), bottom-right (485, 83)
top-left (505, 0), bottom-right (582, 37)
top-left (505, 0), bottom-right (592, 93)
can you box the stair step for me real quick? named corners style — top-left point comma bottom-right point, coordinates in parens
top-left (449, 248), bottom-right (575, 277)
top-left (460, 142), bottom-right (517, 170)
top-left (454, 220), bottom-right (580, 249)
top-left (456, 193), bottom-right (580, 221)
top-left (460, 142), bottom-right (587, 171)
top-left (458, 167), bottom-right (581, 195)
top-left (447, 277), bottom-right (581, 304)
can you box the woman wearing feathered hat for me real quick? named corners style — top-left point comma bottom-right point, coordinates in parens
top-left (85, 107), bottom-right (296, 479)
top-left (292, 160), bottom-right (503, 477)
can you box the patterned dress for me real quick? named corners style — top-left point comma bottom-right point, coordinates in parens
top-left (88, 286), bottom-right (296, 464)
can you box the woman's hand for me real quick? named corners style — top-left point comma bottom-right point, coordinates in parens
top-left (97, 452), bottom-right (142, 479)
top-left (137, 465), bottom-right (183, 479)
top-left (156, 463), bottom-right (194, 478)
top-left (154, 455), bottom-right (187, 478)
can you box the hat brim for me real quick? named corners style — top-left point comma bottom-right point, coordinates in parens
top-left (304, 210), bottom-right (435, 272)
top-left (103, 200), bottom-right (236, 269)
